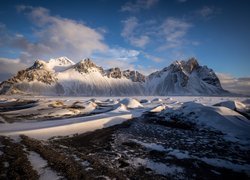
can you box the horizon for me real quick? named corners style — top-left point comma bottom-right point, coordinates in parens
top-left (0, 0), bottom-right (250, 95)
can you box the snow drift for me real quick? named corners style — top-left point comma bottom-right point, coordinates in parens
top-left (162, 102), bottom-right (250, 141)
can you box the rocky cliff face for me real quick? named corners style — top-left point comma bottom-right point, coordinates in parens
top-left (74, 59), bottom-right (104, 74)
top-left (122, 70), bottom-right (146, 83)
top-left (106, 68), bottom-right (122, 79)
top-left (146, 58), bottom-right (226, 95)
top-left (4, 60), bottom-right (56, 84)
top-left (0, 60), bottom-right (60, 95)
top-left (105, 68), bottom-right (146, 83)
top-left (0, 57), bottom-right (228, 96)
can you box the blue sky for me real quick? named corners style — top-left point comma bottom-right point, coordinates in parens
top-left (0, 0), bottom-right (250, 94)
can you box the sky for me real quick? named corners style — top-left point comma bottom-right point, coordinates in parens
top-left (0, 0), bottom-right (250, 94)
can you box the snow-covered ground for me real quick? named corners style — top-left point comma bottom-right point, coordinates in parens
top-left (0, 96), bottom-right (249, 141)
top-left (0, 95), bottom-right (250, 179)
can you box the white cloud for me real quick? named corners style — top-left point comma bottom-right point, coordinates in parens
top-left (121, 17), bottom-right (138, 38)
top-left (121, 17), bottom-right (150, 48)
top-left (196, 6), bottom-right (219, 20)
top-left (121, 0), bottom-right (159, 13)
top-left (217, 73), bottom-right (250, 95)
top-left (94, 49), bottom-right (158, 75)
top-left (132, 35), bottom-right (150, 48)
top-left (0, 5), bottom-right (108, 63)
top-left (0, 58), bottom-right (28, 82)
top-left (142, 52), bottom-right (163, 62)
top-left (93, 47), bottom-right (140, 70)
top-left (137, 65), bottom-right (158, 75)
top-left (121, 16), bottom-right (192, 51)
top-left (0, 58), bottom-right (27, 74)
top-left (159, 17), bottom-right (192, 50)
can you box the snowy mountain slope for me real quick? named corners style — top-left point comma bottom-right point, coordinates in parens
top-left (56, 60), bottom-right (144, 96)
top-left (47, 56), bottom-right (75, 72)
top-left (0, 57), bottom-right (228, 96)
top-left (146, 58), bottom-right (227, 95)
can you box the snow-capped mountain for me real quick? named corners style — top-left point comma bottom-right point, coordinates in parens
top-left (56, 59), bottom-right (144, 96)
top-left (0, 57), bottom-right (228, 96)
top-left (146, 58), bottom-right (227, 95)
top-left (47, 56), bottom-right (75, 72)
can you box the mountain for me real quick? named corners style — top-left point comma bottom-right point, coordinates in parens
top-left (0, 57), bottom-right (228, 96)
top-left (47, 56), bottom-right (75, 72)
top-left (146, 58), bottom-right (227, 95)
top-left (56, 59), bottom-right (144, 96)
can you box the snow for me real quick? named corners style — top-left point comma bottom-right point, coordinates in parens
top-left (28, 151), bottom-right (61, 180)
top-left (56, 68), bottom-right (144, 96)
top-left (167, 149), bottom-right (190, 159)
top-left (47, 57), bottom-right (75, 72)
top-left (0, 109), bottom-right (132, 140)
top-left (1, 95), bottom-right (250, 178)
top-left (200, 157), bottom-right (250, 175)
top-left (131, 158), bottom-right (184, 176)
top-left (0, 57), bottom-right (229, 96)
top-left (113, 103), bottom-right (128, 112)
top-left (145, 59), bottom-right (227, 96)
top-left (132, 139), bottom-right (167, 151)
top-left (163, 102), bottom-right (250, 142)
top-left (150, 105), bottom-right (166, 112)
top-left (165, 148), bottom-right (250, 175)
top-left (1, 96), bottom-right (249, 143)
top-left (151, 98), bottom-right (163, 102)
top-left (119, 98), bottom-right (143, 109)
top-left (214, 100), bottom-right (247, 112)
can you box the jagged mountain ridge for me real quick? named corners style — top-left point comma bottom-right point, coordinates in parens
top-left (0, 57), bottom-right (228, 96)
top-left (146, 58), bottom-right (225, 95)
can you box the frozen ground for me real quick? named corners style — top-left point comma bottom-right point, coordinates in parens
top-left (0, 95), bottom-right (250, 179)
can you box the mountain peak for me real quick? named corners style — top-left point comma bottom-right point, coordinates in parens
top-left (77, 58), bottom-right (96, 67)
top-left (169, 58), bottom-right (199, 73)
top-left (186, 57), bottom-right (199, 66)
top-left (182, 57), bottom-right (199, 73)
top-left (48, 57), bottom-right (75, 65)
top-left (29, 60), bottom-right (48, 70)
top-left (74, 58), bottom-right (103, 73)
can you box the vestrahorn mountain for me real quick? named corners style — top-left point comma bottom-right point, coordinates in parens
top-left (0, 57), bottom-right (228, 96)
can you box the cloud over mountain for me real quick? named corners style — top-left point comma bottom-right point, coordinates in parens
top-left (0, 5), bottom-right (108, 63)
